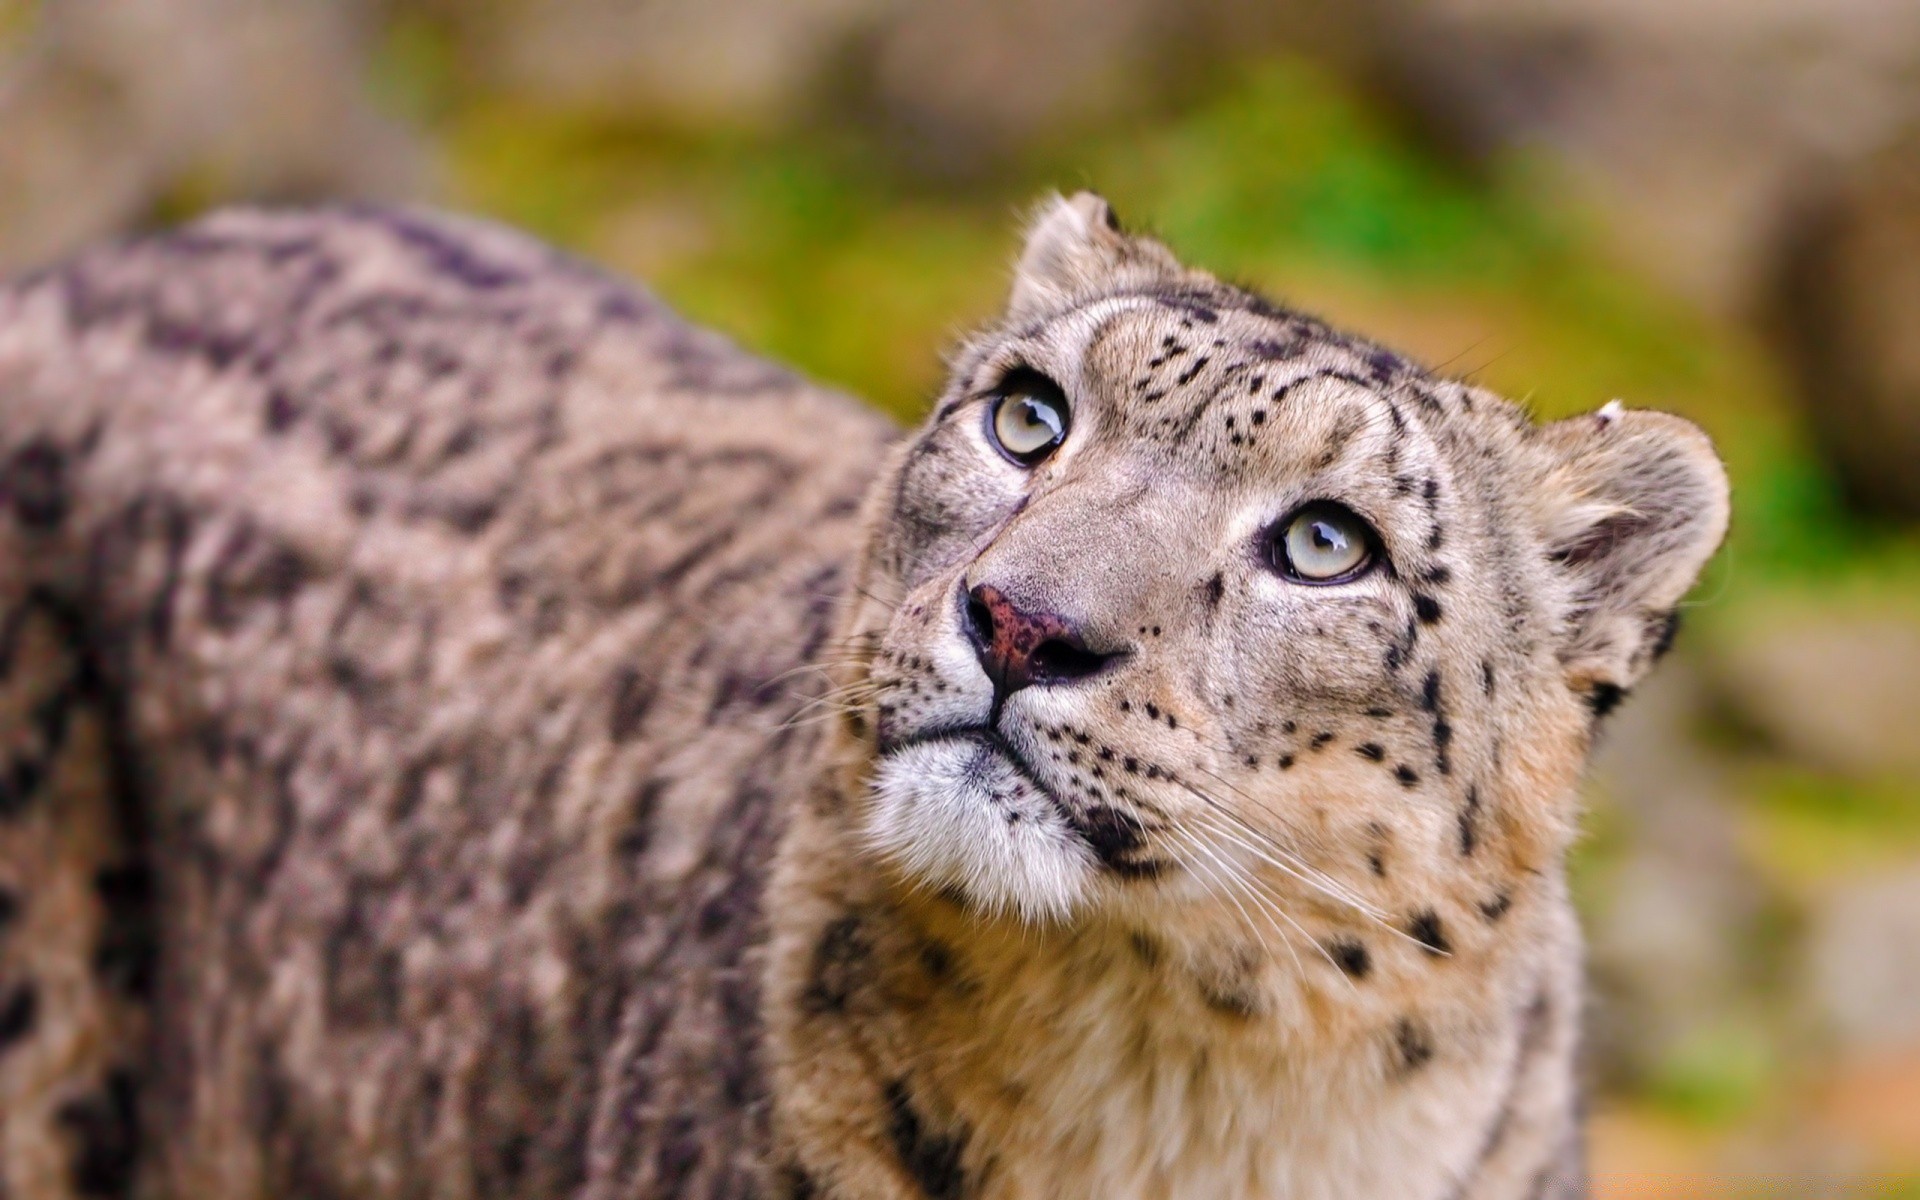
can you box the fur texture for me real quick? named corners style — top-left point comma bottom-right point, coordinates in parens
top-left (0, 197), bottom-right (1728, 1199)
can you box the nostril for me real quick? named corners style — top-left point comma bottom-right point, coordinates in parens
top-left (965, 593), bottom-right (996, 649)
top-left (966, 581), bottom-right (1118, 696)
top-left (1029, 637), bottom-right (1111, 683)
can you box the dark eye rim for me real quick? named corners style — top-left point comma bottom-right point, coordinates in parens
top-left (1265, 500), bottom-right (1381, 586)
top-left (984, 368), bottom-right (1072, 467)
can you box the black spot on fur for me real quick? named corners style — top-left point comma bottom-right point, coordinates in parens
top-left (3, 437), bottom-right (71, 529)
top-left (0, 764), bottom-right (32, 817)
top-left (57, 1068), bottom-right (141, 1198)
top-left (1395, 1018), bottom-right (1435, 1074)
top-left (1174, 357), bottom-right (1210, 386)
top-left (781, 1163), bottom-right (822, 1199)
top-left (378, 208), bottom-right (526, 289)
top-left (1413, 594), bottom-right (1442, 624)
top-left (1328, 940), bottom-right (1372, 979)
top-left (919, 940), bottom-right (956, 983)
top-left (1199, 978), bottom-right (1261, 1019)
top-left (1357, 742), bottom-right (1385, 762)
top-left (322, 898), bottom-right (403, 1029)
top-left (1458, 786), bottom-right (1481, 856)
top-left (1586, 682), bottom-right (1627, 718)
top-left (801, 916), bottom-right (868, 1016)
top-left (1420, 671), bottom-right (1442, 712)
top-left (1073, 806), bottom-right (1160, 879)
top-left (0, 885), bottom-right (19, 930)
top-left (1480, 891), bottom-right (1514, 923)
top-left (884, 1079), bottom-right (969, 1200)
top-left (92, 864), bottom-right (157, 998)
top-left (1204, 572), bottom-right (1225, 609)
top-left (1394, 765), bottom-right (1419, 788)
top-left (616, 778), bottom-right (666, 859)
top-left (608, 665), bottom-right (659, 741)
top-left (652, 1114), bottom-right (705, 1192)
top-left (0, 981), bottom-right (38, 1050)
top-left (1409, 910), bottom-right (1451, 956)
top-left (264, 388), bottom-right (303, 432)
top-left (1650, 609), bottom-right (1683, 662)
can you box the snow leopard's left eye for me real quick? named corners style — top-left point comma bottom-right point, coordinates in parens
top-left (987, 371), bottom-right (1070, 466)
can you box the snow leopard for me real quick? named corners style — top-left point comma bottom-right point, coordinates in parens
top-left (0, 193), bottom-right (1728, 1199)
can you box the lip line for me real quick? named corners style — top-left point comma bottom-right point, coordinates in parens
top-left (880, 721), bottom-right (1170, 881)
top-left (878, 722), bottom-right (1062, 806)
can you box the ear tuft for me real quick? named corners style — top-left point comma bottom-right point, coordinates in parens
top-left (1007, 192), bottom-right (1178, 321)
top-left (1535, 407), bottom-right (1730, 702)
top-left (1009, 193), bottom-right (1123, 320)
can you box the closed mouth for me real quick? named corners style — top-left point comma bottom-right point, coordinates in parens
top-left (878, 722), bottom-right (1070, 807)
top-left (880, 722), bottom-right (1030, 773)
top-left (876, 724), bottom-right (1165, 880)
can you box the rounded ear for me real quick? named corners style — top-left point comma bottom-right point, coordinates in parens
top-left (1533, 403), bottom-right (1730, 712)
top-left (1006, 192), bottom-right (1179, 322)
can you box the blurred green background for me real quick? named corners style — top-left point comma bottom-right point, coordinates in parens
top-left (5, 1), bottom-right (1919, 1193)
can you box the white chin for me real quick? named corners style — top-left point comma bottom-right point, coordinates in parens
top-left (865, 735), bottom-right (1096, 923)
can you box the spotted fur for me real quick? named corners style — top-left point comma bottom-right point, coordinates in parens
top-left (770, 194), bottom-right (1726, 1199)
top-left (0, 196), bottom-right (1727, 1199)
top-left (0, 207), bottom-right (888, 1199)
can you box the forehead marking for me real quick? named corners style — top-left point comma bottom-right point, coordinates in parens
top-left (1156, 297), bottom-right (1220, 324)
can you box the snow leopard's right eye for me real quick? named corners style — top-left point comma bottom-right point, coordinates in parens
top-left (987, 371), bottom-right (1070, 466)
top-left (1269, 501), bottom-right (1378, 585)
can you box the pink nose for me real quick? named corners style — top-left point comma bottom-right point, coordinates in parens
top-left (964, 583), bottom-right (1116, 701)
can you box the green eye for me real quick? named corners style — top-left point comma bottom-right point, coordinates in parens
top-left (988, 372), bottom-right (1070, 465)
top-left (1273, 502), bottom-right (1375, 583)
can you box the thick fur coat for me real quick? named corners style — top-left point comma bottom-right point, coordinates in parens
top-left (0, 197), bottom-right (1727, 1199)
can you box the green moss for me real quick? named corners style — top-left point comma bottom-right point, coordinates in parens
top-left (366, 9), bottom-right (464, 126)
top-left (0, 0), bottom-right (38, 48)
top-left (1741, 767), bottom-right (1920, 892)
top-left (1641, 1014), bottom-right (1780, 1128)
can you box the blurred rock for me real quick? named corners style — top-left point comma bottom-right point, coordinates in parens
top-left (1806, 865), bottom-right (1920, 1051)
top-left (863, 0), bottom-right (1165, 175)
top-left (1584, 663), bottom-right (1766, 1086)
top-left (1369, 0), bottom-right (1920, 314)
top-left (858, 0), bottom-right (1377, 178)
top-left (459, 0), bottom-right (891, 128)
top-left (0, 0), bottom-right (425, 269)
top-left (1770, 131), bottom-right (1920, 519)
top-left (1708, 605), bottom-right (1920, 778)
